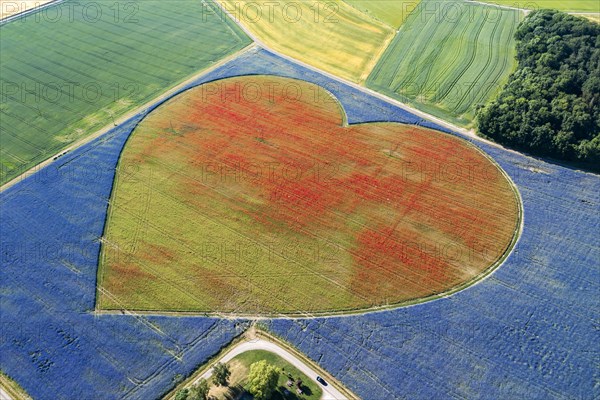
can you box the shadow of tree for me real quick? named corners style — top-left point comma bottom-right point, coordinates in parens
top-left (221, 384), bottom-right (245, 400)
top-left (217, 383), bottom-right (316, 400)
top-left (275, 384), bottom-right (314, 399)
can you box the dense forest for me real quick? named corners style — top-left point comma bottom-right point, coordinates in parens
top-left (477, 10), bottom-right (600, 171)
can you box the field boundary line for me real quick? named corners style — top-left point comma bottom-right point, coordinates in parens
top-left (0, 43), bottom-right (257, 194)
top-left (160, 330), bottom-right (248, 400)
top-left (94, 112), bottom-right (524, 319)
top-left (359, 28), bottom-right (397, 84)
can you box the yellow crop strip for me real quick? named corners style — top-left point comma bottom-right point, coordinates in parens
top-left (216, 0), bottom-right (395, 83)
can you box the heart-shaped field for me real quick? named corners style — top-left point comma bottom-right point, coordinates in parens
top-left (97, 76), bottom-right (520, 316)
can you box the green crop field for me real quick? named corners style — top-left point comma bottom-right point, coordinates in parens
top-left (342, 0), bottom-right (422, 28)
top-left (475, 0), bottom-right (599, 12)
top-left (0, 0), bottom-right (250, 185)
top-left (367, 0), bottom-right (523, 126)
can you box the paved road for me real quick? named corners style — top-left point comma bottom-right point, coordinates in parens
top-left (197, 338), bottom-right (348, 400)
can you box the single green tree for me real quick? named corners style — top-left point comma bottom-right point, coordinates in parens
top-left (247, 360), bottom-right (280, 400)
top-left (175, 388), bottom-right (189, 400)
top-left (212, 362), bottom-right (231, 387)
top-left (188, 378), bottom-right (210, 400)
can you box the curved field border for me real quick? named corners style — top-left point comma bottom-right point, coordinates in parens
top-left (94, 74), bottom-right (351, 316)
top-left (2, 45), bottom-right (592, 400)
top-left (95, 74), bottom-right (524, 320)
top-left (0, 45), bottom-right (257, 194)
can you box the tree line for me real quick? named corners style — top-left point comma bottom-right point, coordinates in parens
top-left (477, 10), bottom-right (600, 171)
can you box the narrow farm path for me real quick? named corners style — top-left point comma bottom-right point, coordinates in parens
top-left (195, 337), bottom-right (348, 400)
